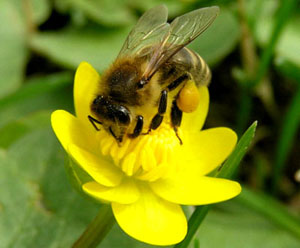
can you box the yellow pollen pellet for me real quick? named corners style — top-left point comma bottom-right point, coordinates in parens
top-left (177, 80), bottom-right (200, 113)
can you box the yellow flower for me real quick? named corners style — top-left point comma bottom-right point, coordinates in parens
top-left (51, 62), bottom-right (241, 246)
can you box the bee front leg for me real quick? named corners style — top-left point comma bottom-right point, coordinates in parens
top-left (147, 90), bottom-right (168, 133)
top-left (170, 100), bottom-right (183, 145)
top-left (88, 115), bottom-right (102, 131)
top-left (128, 115), bottom-right (144, 138)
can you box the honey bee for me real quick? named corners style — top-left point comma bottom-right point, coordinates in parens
top-left (88, 5), bottom-right (219, 144)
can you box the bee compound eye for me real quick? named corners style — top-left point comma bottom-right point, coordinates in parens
top-left (115, 106), bottom-right (131, 125)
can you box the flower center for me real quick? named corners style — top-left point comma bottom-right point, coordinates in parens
top-left (96, 123), bottom-right (182, 182)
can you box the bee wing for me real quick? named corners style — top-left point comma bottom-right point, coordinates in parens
top-left (143, 6), bottom-right (220, 78)
top-left (117, 5), bottom-right (170, 58)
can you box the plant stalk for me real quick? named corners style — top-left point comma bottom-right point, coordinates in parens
top-left (72, 204), bottom-right (115, 248)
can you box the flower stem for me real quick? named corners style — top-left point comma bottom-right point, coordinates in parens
top-left (72, 204), bottom-right (115, 248)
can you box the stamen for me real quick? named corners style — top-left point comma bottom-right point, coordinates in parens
top-left (96, 123), bottom-right (182, 181)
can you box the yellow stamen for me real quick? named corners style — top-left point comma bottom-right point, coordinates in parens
top-left (96, 123), bottom-right (182, 181)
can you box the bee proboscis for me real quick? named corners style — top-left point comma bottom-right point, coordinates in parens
top-left (88, 5), bottom-right (219, 144)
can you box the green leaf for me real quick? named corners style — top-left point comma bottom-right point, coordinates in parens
top-left (31, 0), bottom-right (51, 25)
top-left (175, 122), bottom-right (257, 248)
top-left (0, 129), bottom-right (98, 247)
top-left (0, 1), bottom-right (28, 98)
top-left (128, 0), bottom-right (188, 18)
top-left (0, 73), bottom-right (73, 129)
top-left (237, 187), bottom-right (300, 240)
top-left (217, 121), bottom-right (257, 179)
top-left (30, 27), bottom-right (131, 72)
top-left (275, 58), bottom-right (300, 84)
top-left (10, 0), bottom-right (51, 25)
top-left (0, 72), bottom-right (72, 110)
top-left (64, 157), bottom-right (93, 198)
top-left (55, 0), bottom-right (135, 26)
top-left (188, 8), bottom-right (240, 66)
top-left (0, 127), bottom-right (165, 248)
top-left (0, 0), bottom-right (51, 99)
top-left (195, 200), bottom-right (300, 248)
top-left (0, 111), bottom-right (51, 149)
top-left (255, 3), bottom-right (300, 67)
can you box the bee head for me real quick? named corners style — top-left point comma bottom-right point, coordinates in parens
top-left (91, 95), bottom-right (131, 142)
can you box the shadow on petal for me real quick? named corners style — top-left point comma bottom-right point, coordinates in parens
top-left (112, 185), bottom-right (187, 246)
top-left (83, 178), bottom-right (140, 204)
top-left (69, 144), bottom-right (124, 187)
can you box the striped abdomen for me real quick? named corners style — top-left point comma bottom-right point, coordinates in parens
top-left (167, 47), bottom-right (211, 86)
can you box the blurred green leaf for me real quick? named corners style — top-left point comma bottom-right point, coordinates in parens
top-left (251, 0), bottom-right (298, 89)
top-left (0, 0), bottom-right (51, 99)
top-left (31, 27), bottom-right (131, 72)
top-left (0, 0), bottom-right (28, 98)
top-left (272, 87), bottom-right (300, 192)
top-left (55, 0), bottom-right (135, 26)
top-left (0, 111), bottom-right (51, 149)
top-left (10, 0), bottom-right (51, 25)
top-left (31, 0), bottom-right (51, 25)
top-left (237, 187), bottom-right (300, 240)
top-left (276, 58), bottom-right (300, 84)
top-left (0, 127), bottom-right (162, 247)
top-left (256, 6), bottom-right (300, 67)
top-left (128, 0), bottom-right (188, 18)
top-left (0, 72), bottom-right (72, 109)
top-left (0, 73), bottom-right (73, 129)
top-left (0, 129), bottom-right (99, 247)
top-left (196, 200), bottom-right (300, 248)
top-left (188, 8), bottom-right (240, 66)
top-left (65, 157), bottom-right (93, 198)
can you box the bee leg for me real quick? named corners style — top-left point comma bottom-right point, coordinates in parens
top-left (128, 115), bottom-right (144, 138)
top-left (158, 90), bottom-right (168, 114)
top-left (171, 100), bottom-right (183, 145)
top-left (108, 127), bottom-right (122, 147)
top-left (88, 115), bottom-right (102, 131)
top-left (147, 90), bottom-right (168, 133)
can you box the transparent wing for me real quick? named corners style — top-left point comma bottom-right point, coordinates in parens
top-left (117, 5), bottom-right (170, 58)
top-left (143, 6), bottom-right (220, 78)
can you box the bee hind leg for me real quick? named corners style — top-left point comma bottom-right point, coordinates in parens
top-left (170, 100), bottom-right (183, 145)
top-left (88, 115), bottom-right (102, 131)
top-left (147, 90), bottom-right (168, 133)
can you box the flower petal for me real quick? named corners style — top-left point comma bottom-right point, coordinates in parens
top-left (180, 127), bottom-right (237, 176)
top-left (51, 110), bottom-right (96, 152)
top-left (150, 175), bottom-right (241, 205)
top-left (74, 61), bottom-right (100, 126)
top-left (83, 178), bottom-right (140, 204)
top-left (69, 144), bottom-right (123, 187)
top-left (112, 185), bottom-right (187, 246)
top-left (181, 86), bottom-right (209, 132)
